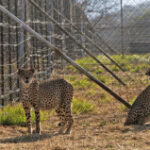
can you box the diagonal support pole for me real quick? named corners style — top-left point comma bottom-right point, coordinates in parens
top-left (53, 7), bottom-right (125, 72)
top-left (0, 4), bottom-right (131, 108)
top-left (27, 0), bottom-right (126, 86)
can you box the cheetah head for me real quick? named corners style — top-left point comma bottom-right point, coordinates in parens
top-left (18, 67), bottom-right (35, 85)
top-left (146, 68), bottom-right (150, 76)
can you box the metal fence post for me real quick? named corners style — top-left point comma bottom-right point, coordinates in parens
top-left (19, 0), bottom-right (25, 67)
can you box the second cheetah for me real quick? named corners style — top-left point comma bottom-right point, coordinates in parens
top-left (146, 68), bottom-right (150, 76)
top-left (124, 85), bottom-right (150, 125)
top-left (18, 67), bottom-right (73, 134)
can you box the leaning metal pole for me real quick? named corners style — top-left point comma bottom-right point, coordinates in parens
top-left (53, 7), bottom-right (124, 72)
top-left (27, 0), bottom-right (126, 86)
top-left (0, 4), bottom-right (131, 108)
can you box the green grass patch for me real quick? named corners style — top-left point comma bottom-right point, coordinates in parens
top-left (98, 120), bottom-right (107, 127)
top-left (0, 104), bottom-right (54, 126)
top-left (0, 98), bottom-right (95, 126)
top-left (72, 98), bottom-right (95, 114)
top-left (100, 93), bottom-right (110, 103)
top-left (84, 89), bottom-right (97, 97)
top-left (119, 97), bottom-right (136, 111)
top-left (71, 77), bottom-right (94, 89)
top-left (65, 54), bottom-right (150, 75)
top-left (95, 75), bottom-right (108, 83)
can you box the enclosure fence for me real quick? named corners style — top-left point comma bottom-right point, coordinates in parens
top-left (0, 0), bottom-right (150, 108)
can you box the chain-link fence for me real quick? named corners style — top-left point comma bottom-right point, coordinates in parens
top-left (0, 0), bottom-right (150, 107)
top-left (0, 0), bottom-right (97, 106)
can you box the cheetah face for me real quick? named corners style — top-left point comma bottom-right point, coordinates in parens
top-left (146, 69), bottom-right (150, 76)
top-left (18, 68), bottom-right (35, 85)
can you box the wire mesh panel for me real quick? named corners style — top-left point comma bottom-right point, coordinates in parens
top-left (0, 0), bottom-right (92, 106)
top-left (0, 0), bottom-right (150, 107)
top-left (0, 0), bottom-right (22, 105)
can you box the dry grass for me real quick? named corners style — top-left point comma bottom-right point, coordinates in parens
top-left (0, 55), bottom-right (150, 150)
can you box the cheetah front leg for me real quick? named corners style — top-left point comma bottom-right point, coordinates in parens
top-left (23, 105), bottom-right (32, 134)
top-left (34, 107), bottom-right (41, 134)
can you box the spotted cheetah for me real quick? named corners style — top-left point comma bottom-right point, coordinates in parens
top-left (18, 67), bottom-right (73, 134)
top-left (146, 69), bottom-right (150, 76)
top-left (124, 85), bottom-right (150, 125)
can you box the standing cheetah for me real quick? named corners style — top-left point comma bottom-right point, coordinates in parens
top-left (146, 69), bottom-right (150, 76)
top-left (124, 85), bottom-right (150, 125)
top-left (18, 67), bottom-right (73, 134)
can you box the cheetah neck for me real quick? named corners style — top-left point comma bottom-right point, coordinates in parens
top-left (21, 78), bottom-right (39, 93)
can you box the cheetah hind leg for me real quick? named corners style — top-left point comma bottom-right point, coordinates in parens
top-left (58, 122), bottom-right (66, 134)
top-left (57, 115), bottom-right (73, 134)
top-left (65, 116), bottom-right (73, 134)
top-left (137, 117), bottom-right (146, 125)
top-left (56, 109), bottom-right (66, 134)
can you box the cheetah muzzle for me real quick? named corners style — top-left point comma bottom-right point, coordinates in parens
top-left (18, 67), bottom-right (73, 134)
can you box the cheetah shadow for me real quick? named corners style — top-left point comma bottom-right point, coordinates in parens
top-left (0, 132), bottom-right (59, 143)
top-left (122, 124), bottom-right (150, 133)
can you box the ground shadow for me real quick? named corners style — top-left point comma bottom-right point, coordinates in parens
top-left (0, 132), bottom-right (60, 143)
top-left (122, 124), bottom-right (150, 133)
top-left (133, 124), bottom-right (150, 132)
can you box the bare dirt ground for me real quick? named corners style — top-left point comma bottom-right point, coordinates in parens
top-left (1, 101), bottom-right (150, 149)
top-left (0, 70), bottom-right (150, 149)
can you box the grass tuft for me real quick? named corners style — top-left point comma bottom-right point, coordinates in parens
top-left (0, 104), bottom-right (54, 126)
top-left (0, 98), bottom-right (95, 126)
top-left (98, 120), bottom-right (107, 127)
top-left (72, 98), bottom-right (95, 114)
top-left (119, 97), bottom-right (136, 111)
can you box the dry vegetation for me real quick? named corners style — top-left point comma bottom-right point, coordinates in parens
top-left (0, 54), bottom-right (150, 150)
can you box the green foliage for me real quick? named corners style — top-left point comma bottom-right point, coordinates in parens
top-left (119, 97), bottom-right (136, 111)
top-left (0, 98), bottom-right (95, 126)
top-left (65, 53), bottom-right (150, 75)
top-left (72, 98), bottom-right (95, 114)
top-left (0, 104), bottom-right (26, 126)
top-left (100, 93), bottom-right (110, 103)
top-left (111, 65), bottom-right (120, 72)
top-left (71, 77), bottom-right (94, 89)
top-left (84, 89), bottom-right (97, 97)
top-left (98, 120), bottom-right (107, 127)
top-left (95, 75), bottom-right (108, 83)
top-left (0, 104), bottom-right (54, 126)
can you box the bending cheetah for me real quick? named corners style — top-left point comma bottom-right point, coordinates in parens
top-left (146, 69), bottom-right (150, 76)
top-left (124, 85), bottom-right (150, 125)
top-left (18, 67), bottom-right (73, 134)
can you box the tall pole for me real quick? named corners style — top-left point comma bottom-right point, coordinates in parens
top-left (20, 0), bottom-right (25, 66)
top-left (120, 0), bottom-right (124, 56)
top-left (0, 1), bottom-right (4, 106)
top-left (25, 0), bottom-right (31, 67)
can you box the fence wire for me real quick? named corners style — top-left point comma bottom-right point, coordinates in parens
top-left (0, 0), bottom-right (150, 107)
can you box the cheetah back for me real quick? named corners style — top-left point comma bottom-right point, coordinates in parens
top-left (38, 79), bottom-right (73, 109)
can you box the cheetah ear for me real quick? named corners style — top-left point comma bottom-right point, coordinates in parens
top-left (31, 68), bottom-right (35, 73)
top-left (18, 68), bottom-right (23, 75)
top-left (30, 60), bottom-right (35, 73)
